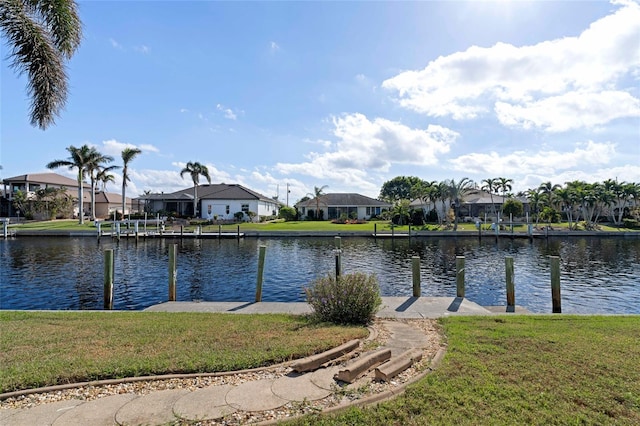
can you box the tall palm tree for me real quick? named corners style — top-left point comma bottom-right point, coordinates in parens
top-left (180, 161), bottom-right (211, 217)
top-left (46, 145), bottom-right (94, 224)
top-left (85, 151), bottom-right (116, 221)
top-left (445, 177), bottom-right (474, 231)
top-left (498, 177), bottom-right (513, 198)
top-left (1, 0), bottom-right (82, 129)
top-left (121, 148), bottom-right (142, 216)
top-left (526, 189), bottom-right (544, 225)
top-left (307, 185), bottom-right (328, 220)
top-left (481, 177), bottom-right (499, 221)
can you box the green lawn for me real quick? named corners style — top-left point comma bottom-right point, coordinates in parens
top-left (0, 311), bottom-right (366, 393)
top-left (291, 315), bottom-right (640, 425)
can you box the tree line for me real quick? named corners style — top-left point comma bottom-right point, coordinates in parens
top-left (377, 176), bottom-right (640, 230)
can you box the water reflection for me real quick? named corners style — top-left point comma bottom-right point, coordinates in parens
top-left (0, 236), bottom-right (638, 314)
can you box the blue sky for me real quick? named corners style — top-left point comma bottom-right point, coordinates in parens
top-left (2, 0), bottom-right (639, 203)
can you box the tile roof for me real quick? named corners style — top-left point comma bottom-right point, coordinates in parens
top-left (3, 172), bottom-right (90, 188)
top-left (138, 184), bottom-right (276, 202)
top-left (296, 193), bottom-right (391, 208)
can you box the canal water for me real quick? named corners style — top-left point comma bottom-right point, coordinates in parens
top-left (1, 236), bottom-right (638, 313)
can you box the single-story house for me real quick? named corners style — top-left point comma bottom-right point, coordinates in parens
top-left (296, 193), bottom-right (392, 220)
top-left (138, 183), bottom-right (279, 221)
top-left (410, 189), bottom-right (530, 221)
top-left (1, 172), bottom-right (131, 218)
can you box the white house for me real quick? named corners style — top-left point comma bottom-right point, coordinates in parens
top-left (139, 183), bottom-right (279, 221)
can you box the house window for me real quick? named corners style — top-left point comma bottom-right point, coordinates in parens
top-left (226, 205), bottom-right (230, 214)
top-left (301, 207), bottom-right (305, 215)
top-left (241, 204), bottom-right (249, 213)
top-left (366, 207), bottom-right (371, 215)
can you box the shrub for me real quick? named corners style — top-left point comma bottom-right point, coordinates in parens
top-left (278, 206), bottom-right (297, 221)
top-left (623, 219), bottom-right (639, 229)
top-left (305, 272), bottom-right (382, 325)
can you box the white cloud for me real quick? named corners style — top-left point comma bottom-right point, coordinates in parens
top-left (109, 38), bottom-right (123, 50)
top-left (276, 113), bottom-right (458, 191)
top-left (134, 45), bottom-right (150, 54)
top-left (382, 0), bottom-right (640, 130)
top-left (449, 141), bottom-right (617, 176)
top-left (495, 90), bottom-right (640, 132)
top-left (270, 41), bottom-right (281, 52)
top-left (216, 103), bottom-right (239, 120)
top-left (172, 162), bottom-right (232, 184)
top-left (100, 139), bottom-right (158, 157)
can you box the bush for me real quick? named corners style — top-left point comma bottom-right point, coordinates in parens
top-left (623, 219), bottom-right (639, 229)
top-left (305, 272), bottom-right (382, 325)
top-left (278, 206), bottom-right (297, 221)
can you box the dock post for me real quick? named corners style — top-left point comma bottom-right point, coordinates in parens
top-left (134, 221), bottom-right (139, 241)
top-left (334, 236), bottom-right (342, 278)
top-left (2, 218), bottom-right (7, 239)
top-left (506, 256), bottom-right (515, 312)
top-left (218, 224), bottom-right (221, 238)
top-left (237, 225), bottom-right (240, 239)
top-left (255, 245), bottom-right (266, 302)
top-left (115, 222), bottom-right (121, 241)
top-left (392, 225), bottom-right (395, 239)
top-left (96, 220), bottom-right (101, 240)
top-left (169, 244), bottom-right (177, 301)
top-left (374, 223), bottom-right (377, 237)
top-left (180, 225), bottom-right (184, 237)
top-left (144, 212), bottom-right (147, 232)
top-left (104, 249), bottom-right (114, 310)
top-left (456, 256), bottom-right (465, 298)
top-left (412, 256), bottom-right (421, 297)
top-left (550, 256), bottom-right (561, 313)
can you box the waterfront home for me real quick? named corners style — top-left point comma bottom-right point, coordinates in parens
top-left (1, 172), bottom-right (131, 218)
top-left (296, 193), bottom-right (392, 220)
top-left (138, 183), bottom-right (279, 221)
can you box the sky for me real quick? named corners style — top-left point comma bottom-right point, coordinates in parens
top-left (2, 0), bottom-right (639, 204)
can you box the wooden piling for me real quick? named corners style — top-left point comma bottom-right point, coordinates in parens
top-left (506, 256), bottom-right (515, 311)
top-left (104, 249), bottom-right (114, 310)
top-left (550, 256), bottom-right (561, 313)
top-left (335, 236), bottom-right (342, 278)
top-left (168, 244), bottom-right (177, 301)
top-left (237, 225), bottom-right (240, 239)
top-left (412, 256), bottom-right (421, 297)
top-left (374, 223), bottom-right (377, 237)
top-left (456, 256), bottom-right (465, 298)
top-left (255, 245), bottom-right (266, 302)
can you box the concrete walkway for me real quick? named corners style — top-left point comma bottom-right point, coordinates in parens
top-left (1, 297), bottom-right (524, 425)
top-left (143, 296), bottom-right (510, 317)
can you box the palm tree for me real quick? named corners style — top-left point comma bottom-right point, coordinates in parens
top-left (481, 178), bottom-right (499, 221)
top-left (411, 180), bottom-right (436, 221)
top-left (554, 186), bottom-right (577, 230)
top-left (445, 177), bottom-right (474, 231)
top-left (121, 148), bottom-right (142, 217)
top-left (96, 167), bottom-right (116, 192)
top-left (46, 145), bottom-right (94, 224)
top-left (180, 161), bottom-right (211, 217)
top-left (85, 151), bottom-right (116, 221)
top-left (307, 185), bottom-right (328, 220)
top-left (526, 189), bottom-right (544, 225)
top-left (498, 177), bottom-right (513, 198)
top-left (1, 0), bottom-right (82, 129)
